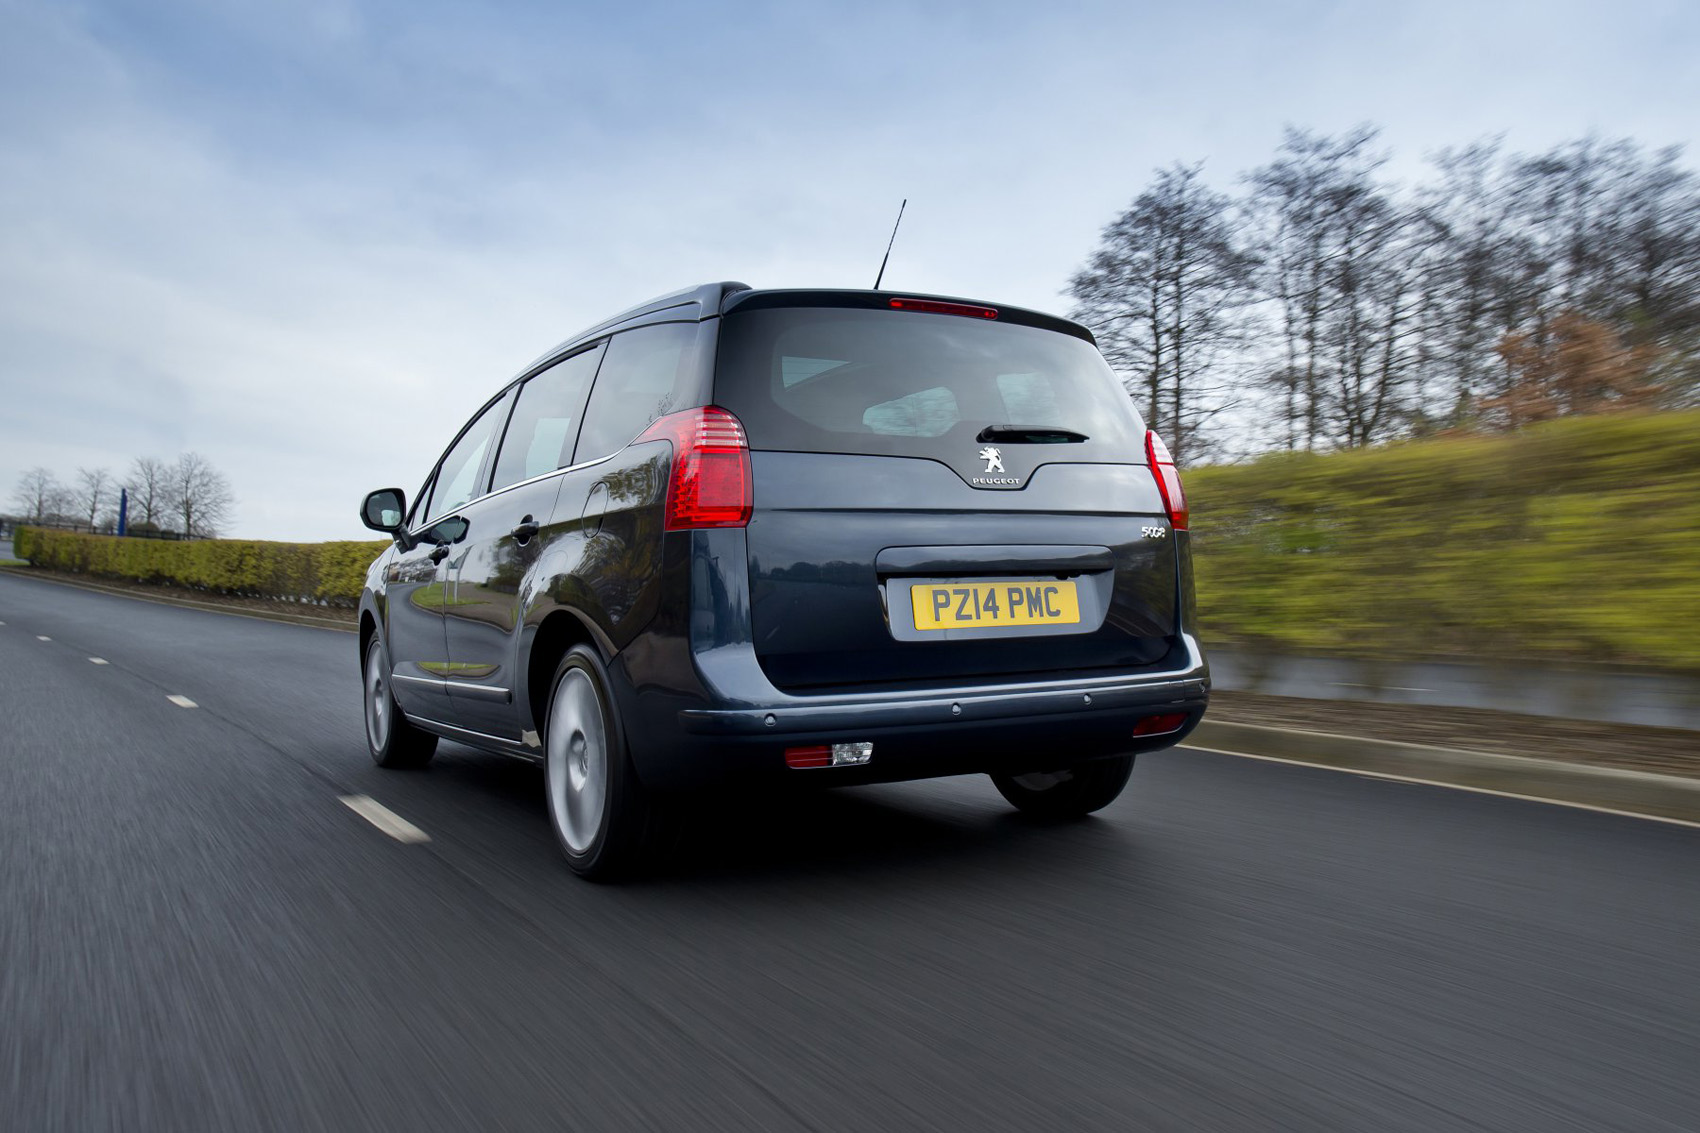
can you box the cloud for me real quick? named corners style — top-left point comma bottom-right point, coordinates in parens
top-left (3, 0), bottom-right (1698, 538)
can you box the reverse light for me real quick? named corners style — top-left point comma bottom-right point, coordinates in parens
top-left (636, 406), bottom-right (753, 530)
top-left (1144, 430), bottom-right (1189, 531)
top-left (888, 298), bottom-right (999, 320)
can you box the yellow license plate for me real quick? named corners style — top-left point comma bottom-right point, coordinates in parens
top-left (910, 580), bottom-right (1081, 630)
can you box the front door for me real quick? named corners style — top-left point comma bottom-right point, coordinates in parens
top-left (383, 532), bottom-right (451, 718)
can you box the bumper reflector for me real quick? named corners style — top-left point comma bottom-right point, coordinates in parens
top-left (1132, 713), bottom-right (1189, 737)
top-left (785, 742), bottom-right (874, 769)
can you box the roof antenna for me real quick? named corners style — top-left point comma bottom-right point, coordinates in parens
top-left (872, 199), bottom-right (907, 290)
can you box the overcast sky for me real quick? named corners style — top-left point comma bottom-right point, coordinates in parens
top-left (3, 0), bottom-right (1697, 541)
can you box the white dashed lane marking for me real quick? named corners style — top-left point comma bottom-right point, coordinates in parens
top-left (339, 796), bottom-right (431, 844)
top-left (167, 695), bottom-right (198, 708)
top-left (89, 658), bottom-right (109, 665)
top-left (36, 635), bottom-right (50, 641)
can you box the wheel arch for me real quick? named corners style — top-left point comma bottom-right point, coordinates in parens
top-left (359, 609), bottom-right (378, 667)
top-left (526, 609), bottom-right (604, 737)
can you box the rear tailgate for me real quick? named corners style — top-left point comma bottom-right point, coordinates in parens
top-left (714, 295), bottom-right (1180, 693)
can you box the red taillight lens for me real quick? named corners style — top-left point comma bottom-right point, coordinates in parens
top-left (1132, 712), bottom-right (1189, 737)
top-left (635, 407), bottom-right (753, 530)
top-left (887, 298), bottom-right (999, 319)
top-left (784, 745), bottom-right (832, 769)
top-left (1144, 430), bottom-right (1188, 531)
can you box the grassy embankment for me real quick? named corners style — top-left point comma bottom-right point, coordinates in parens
top-left (1189, 409), bottom-right (1700, 672)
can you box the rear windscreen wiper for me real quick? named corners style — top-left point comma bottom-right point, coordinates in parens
top-left (975, 425), bottom-right (1089, 444)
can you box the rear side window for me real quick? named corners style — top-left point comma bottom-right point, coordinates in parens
top-left (713, 308), bottom-right (1144, 459)
top-left (490, 343), bottom-right (606, 491)
top-left (573, 322), bottom-right (706, 463)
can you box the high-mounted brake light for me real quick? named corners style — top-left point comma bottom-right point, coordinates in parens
top-left (1145, 430), bottom-right (1188, 531)
top-left (888, 298), bottom-right (999, 320)
top-left (635, 406), bottom-right (753, 530)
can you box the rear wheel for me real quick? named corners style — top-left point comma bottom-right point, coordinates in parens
top-left (991, 754), bottom-right (1134, 819)
top-left (544, 645), bottom-right (668, 880)
top-left (363, 637), bottom-right (437, 769)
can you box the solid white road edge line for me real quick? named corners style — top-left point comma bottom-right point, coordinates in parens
top-left (166, 694), bottom-right (198, 708)
top-left (339, 795), bottom-right (431, 844)
top-left (1179, 743), bottom-right (1700, 831)
top-left (89, 657), bottom-right (109, 665)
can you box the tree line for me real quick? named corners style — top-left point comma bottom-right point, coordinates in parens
top-left (9, 454), bottom-right (234, 539)
top-left (1069, 127), bottom-right (1700, 461)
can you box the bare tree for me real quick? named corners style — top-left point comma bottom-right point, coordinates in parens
top-left (1068, 163), bottom-right (1255, 461)
top-left (125, 456), bottom-right (171, 529)
top-left (12, 467), bottom-right (62, 523)
top-left (76, 467), bottom-right (111, 529)
top-left (166, 452), bottom-right (235, 538)
top-left (1245, 126), bottom-right (1420, 449)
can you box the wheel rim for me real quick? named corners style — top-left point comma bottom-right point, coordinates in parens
top-left (547, 668), bottom-right (608, 854)
top-left (364, 641), bottom-right (390, 753)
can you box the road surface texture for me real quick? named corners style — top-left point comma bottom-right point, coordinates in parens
top-left (3, 569), bottom-right (1698, 1132)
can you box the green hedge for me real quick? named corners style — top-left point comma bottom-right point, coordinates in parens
top-left (14, 528), bottom-right (388, 606)
top-left (1188, 409), bottom-right (1700, 671)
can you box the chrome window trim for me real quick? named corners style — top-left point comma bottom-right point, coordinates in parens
top-left (403, 450), bottom-right (628, 540)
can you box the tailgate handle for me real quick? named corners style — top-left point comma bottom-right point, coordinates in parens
top-left (875, 544), bottom-right (1113, 575)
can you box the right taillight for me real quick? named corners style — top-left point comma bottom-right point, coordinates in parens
top-left (1145, 430), bottom-right (1188, 531)
top-left (635, 406), bottom-right (753, 530)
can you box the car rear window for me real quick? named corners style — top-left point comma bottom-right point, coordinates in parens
top-left (712, 307), bottom-right (1145, 459)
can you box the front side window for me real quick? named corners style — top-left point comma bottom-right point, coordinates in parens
top-left (573, 322), bottom-right (705, 464)
top-left (490, 343), bottom-right (606, 491)
top-left (424, 394), bottom-right (509, 524)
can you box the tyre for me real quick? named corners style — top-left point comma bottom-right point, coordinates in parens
top-left (990, 754), bottom-right (1134, 819)
top-left (543, 645), bottom-right (669, 880)
top-left (363, 636), bottom-right (437, 769)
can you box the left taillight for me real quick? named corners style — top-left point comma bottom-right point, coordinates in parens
top-left (635, 406), bottom-right (753, 530)
top-left (1145, 430), bottom-right (1188, 531)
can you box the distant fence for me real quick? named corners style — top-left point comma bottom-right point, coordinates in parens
top-left (14, 527), bottom-right (389, 606)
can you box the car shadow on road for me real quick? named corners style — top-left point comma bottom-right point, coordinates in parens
top-left (423, 743), bottom-right (1141, 888)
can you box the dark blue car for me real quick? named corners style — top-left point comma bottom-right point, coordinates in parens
top-left (359, 284), bottom-right (1208, 877)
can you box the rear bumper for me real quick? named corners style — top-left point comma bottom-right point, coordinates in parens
top-left (616, 634), bottom-right (1210, 790)
top-left (679, 671), bottom-right (1208, 737)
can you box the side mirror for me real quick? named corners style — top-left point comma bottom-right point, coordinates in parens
top-left (360, 488), bottom-right (407, 534)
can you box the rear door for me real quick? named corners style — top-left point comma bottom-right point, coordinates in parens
top-left (442, 344), bottom-right (605, 738)
top-left (712, 296), bottom-right (1179, 693)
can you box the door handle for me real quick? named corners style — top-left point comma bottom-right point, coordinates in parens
top-left (428, 543), bottom-right (450, 564)
top-left (511, 516), bottom-right (540, 543)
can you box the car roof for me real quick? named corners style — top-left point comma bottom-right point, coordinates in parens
top-left (525, 282), bottom-right (1097, 373)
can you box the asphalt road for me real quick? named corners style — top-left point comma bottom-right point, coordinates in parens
top-left (3, 571), bottom-right (1698, 1133)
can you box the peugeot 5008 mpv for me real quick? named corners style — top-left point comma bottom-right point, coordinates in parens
top-left (358, 284), bottom-right (1209, 878)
